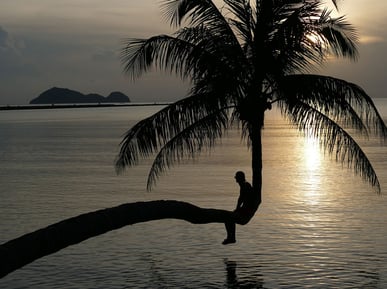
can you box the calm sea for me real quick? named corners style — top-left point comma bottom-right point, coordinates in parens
top-left (1, 100), bottom-right (387, 288)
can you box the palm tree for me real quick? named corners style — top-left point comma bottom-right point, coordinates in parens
top-left (1, 0), bottom-right (386, 278)
top-left (117, 0), bottom-right (386, 200)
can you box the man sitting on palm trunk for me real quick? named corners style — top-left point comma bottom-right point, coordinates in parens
top-left (223, 171), bottom-right (256, 245)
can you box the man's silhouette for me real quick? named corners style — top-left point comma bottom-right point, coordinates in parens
top-left (223, 171), bottom-right (256, 245)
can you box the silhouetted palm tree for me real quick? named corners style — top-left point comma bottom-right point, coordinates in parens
top-left (117, 0), bottom-right (386, 201)
top-left (1, 0), bottom-right (386, 278)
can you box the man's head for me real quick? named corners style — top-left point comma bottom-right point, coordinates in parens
top-left (234, 171), bottom-right (245, 183)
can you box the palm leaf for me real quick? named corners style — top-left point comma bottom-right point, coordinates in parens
top-left (160, 0), bottom-right (245, 56)
top-left (146, 107), bottom-right (230, 189)
top-left (280, 74), bottom-right (387, 138)
top-left (319, 10), bottom-right (358, 60)
top-left (279, 98), bottom-right (381, 192)
top-left (115, 93), bottom-right (231, 172)
top-left (225, 0), bottom-right (254, 46)
top-left (268, 2), bottom-right (357, 74)
top-left (121, 35), bottom-right (198, 81)
top-left (161, 0), bottom-right (228, 29)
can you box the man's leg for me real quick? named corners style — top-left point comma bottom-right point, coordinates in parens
top-left (222, 221), bottom-right (236, 245)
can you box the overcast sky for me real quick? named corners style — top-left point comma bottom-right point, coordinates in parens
top-left (0, 0), bottom-right (386, 105)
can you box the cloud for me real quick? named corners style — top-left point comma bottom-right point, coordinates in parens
top-left (0, 25), bottom-right (23, 52)
top-left (322, 39), bottom-right (387, 99)
top-left (0, 26), bottom-right (10, 48)
top-left (0, 26), bottom-right (28, 75)
top-left (91, 48), bottom-right (118, 62)
top-left (359, 35), bottom-right (385, 45)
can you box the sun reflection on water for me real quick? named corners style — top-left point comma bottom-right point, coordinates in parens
top-left (304, 137), bottom-right (321, 171)
top-left (302, 136), bottom-right (323, 205)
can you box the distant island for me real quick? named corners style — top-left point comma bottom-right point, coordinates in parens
top-left (29, 87), bottom-right (130, 104)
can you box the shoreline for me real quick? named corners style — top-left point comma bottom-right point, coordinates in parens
top-left (0, 102), bottom-right (170, 111)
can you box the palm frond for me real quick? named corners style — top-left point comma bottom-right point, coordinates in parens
top-left (268, 1), bottom-right (325, 73)
top-left (115, 93), bottom-right (230, 173)
top-left (160, 0), bottom-right (246, 57)
top-left (331, 0), bottom-right (339, 11)
top-left (266, 2), bottom-right (357, 74)
top-left (319, 11), bottom-right (358, 60)
top-left (146, 108), bottom-right (230, 189)
top-left (121, 25), bottom-right (246, 87)
top-left (279, 98), bottom-right (381, 192)
top-left (280, 74), bottom-right (387, 138)
top-left (175, 25), bottom-right (247, 81)
top-left (121, 35), bottom-right (197, 81)
top-left (225, 0), bottom-right (254, 46)
top-left (160, 0), bottom-right (227, 29)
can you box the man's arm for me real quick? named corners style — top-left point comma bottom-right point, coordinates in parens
top-left (236, 196), bottom-right (243, 209)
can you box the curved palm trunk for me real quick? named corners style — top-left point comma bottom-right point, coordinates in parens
top-left (0, 200), bottom-right (234, 278)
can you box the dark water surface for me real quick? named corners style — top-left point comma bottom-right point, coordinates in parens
top-left (1, 102), bottom-right (387, 288)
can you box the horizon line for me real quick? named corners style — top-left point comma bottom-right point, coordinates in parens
top-left (0, 102), bottom-right (172, 111)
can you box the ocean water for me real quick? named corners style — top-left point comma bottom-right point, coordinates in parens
top-left (0, 100), bottom-right (387, 288)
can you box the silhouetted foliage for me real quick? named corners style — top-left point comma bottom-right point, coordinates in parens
top-left (117, 0), bottom-right (386, 193)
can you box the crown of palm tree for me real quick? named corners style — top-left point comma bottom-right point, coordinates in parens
top-left (116, 0), bottom-right (387, 192)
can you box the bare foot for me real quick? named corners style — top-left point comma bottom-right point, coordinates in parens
top-left (222, 238), bottom-right (236, 245)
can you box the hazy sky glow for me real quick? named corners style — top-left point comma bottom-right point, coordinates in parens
top-left (0, 0), bottom-right (386, 105)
